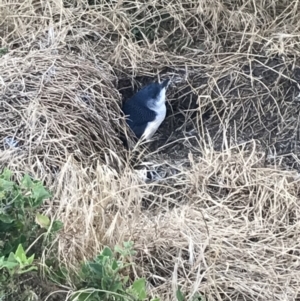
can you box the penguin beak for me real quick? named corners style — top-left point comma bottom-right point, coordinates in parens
top-left (160, 78), bottom-right (171, 89)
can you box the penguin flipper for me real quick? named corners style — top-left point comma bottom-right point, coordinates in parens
top-left (122, 102), bottom-right (156, 138)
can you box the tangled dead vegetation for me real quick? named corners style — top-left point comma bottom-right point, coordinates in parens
top-left (1, 0), bottom-right (300, 300)
top-left (0, 49), bottom-right (128, 179)
top-left (53, 141), bottom-right (300, 301)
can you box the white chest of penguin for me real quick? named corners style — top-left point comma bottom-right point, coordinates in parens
top-left (142, 87), bottom-right (167, 141)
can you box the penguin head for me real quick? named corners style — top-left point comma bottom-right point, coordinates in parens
top-left (145, 78), bottom-right (170, 98)
top-left (160, 78), bottom-right (171, 89)
top-left (129, 78), bottom-right (171, 108)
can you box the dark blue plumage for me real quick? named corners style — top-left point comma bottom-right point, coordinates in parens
top-left (122, 79), bottom-right (170, 140)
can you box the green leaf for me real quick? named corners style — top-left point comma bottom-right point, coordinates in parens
top-left (112, 259), bottom-right (118, 270)
top-left (101, 277), bottom-right (108, 290)
top-left (131, 278), bottom-right (147, 300)
top-left (102, 246), bottom-right (113, 258)
top-left (96, 254), bottom-right (104, 262)
top-left (51, 220), bottom-right (64, 232)
top-left (110, 281), bottom-right (123, 293)
top-left (176, 287), bottom-right (185, 301)
top-left (123, 241), bottom-right (134, 250)
top-left (0, 214), bottom-right (14, 224)
top-left (7, 252), bottom-right (17, 263)
top-left (0, 179), bottom-right (14, 191)
top-left (115, 241), bottom-right (136, 257)
top-left (0, 169), bottom-right (12, 181)
top-left (151, 298), bottom-right (160, 301)
top-left (31, 184), bottom-right (51, 206)
top-left (87, 262), bottom-right (104, 277)
top-left (21, 174), bottom-right (33, 190)
top-left (35, 213), bottom-right (50, 229)
top-left (0, 191), bottom-right (6, 200)
top-left (14, 244), bottom-right (26, 263)
top-left (27, 254), bottom-right (35, 265)
top-left (0, 260), bottom-right (19, 270)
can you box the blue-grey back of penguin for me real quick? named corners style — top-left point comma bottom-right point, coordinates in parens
top-left (122, 100), bottom-right (157, 138)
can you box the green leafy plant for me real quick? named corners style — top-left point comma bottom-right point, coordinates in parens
top-left (0, 168), bottom-right (55, 256)
top-left (0, 169), bottom-right (63, 300)
top-left (72, 242), bottom-right (158, 301)
top-left (0, 244), bottom-right (37, 277)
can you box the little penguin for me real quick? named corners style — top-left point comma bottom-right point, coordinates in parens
top-left (122, 78), bottom-right (170, 141)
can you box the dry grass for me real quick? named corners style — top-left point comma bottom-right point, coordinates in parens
top-left (1, 0), bottom-right (300, 300)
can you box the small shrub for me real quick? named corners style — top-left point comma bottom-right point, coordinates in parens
top-left (0, 168), bottom-right (54, 256)
top-left (72, 242), bottom-right (158, 301)
top-left (0, 168), bottom-right (63, 299)
top-left (0, 244), bottom-right (37, 277)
